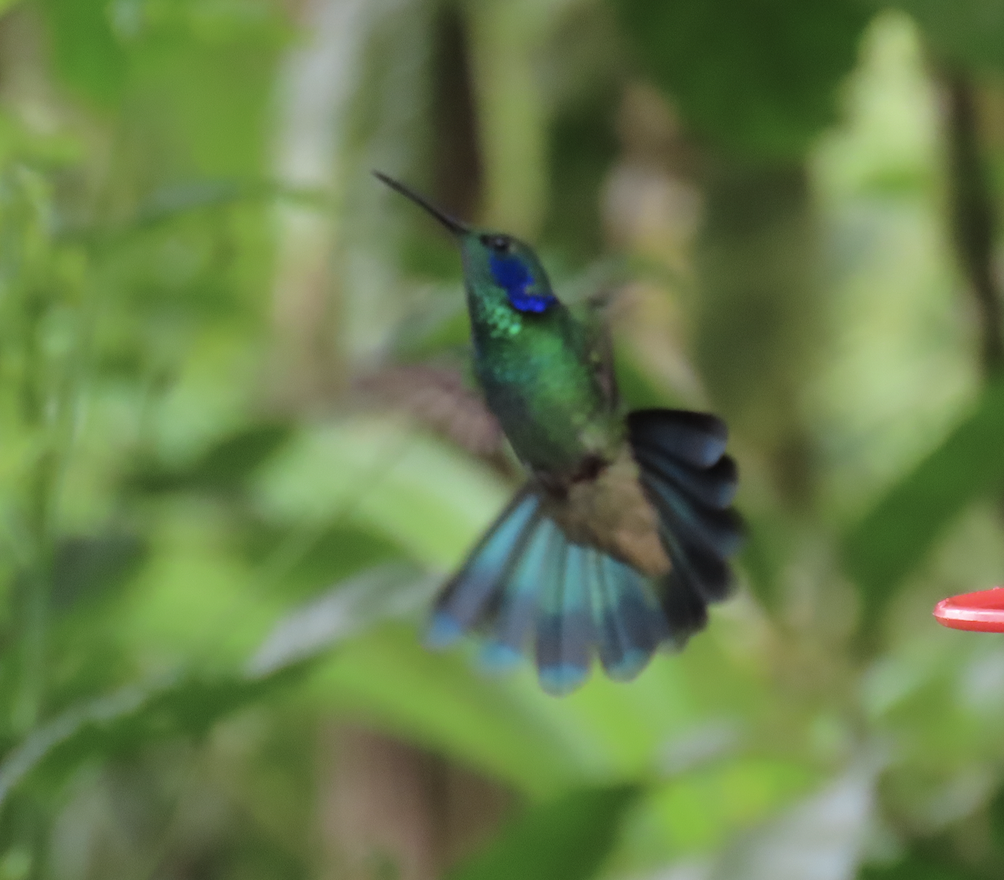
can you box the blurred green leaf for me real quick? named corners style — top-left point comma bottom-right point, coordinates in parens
top-left (238, 521), bottom-right (408, 600)
top-left (247, 564), bottom-right (433, 676)
top-left (129, 420), bottom-right (294, 494)
top-left (128, 14), bottom-right (287, 177)
top-left (40, 0), bottom-right (127, 105)
top-left (314, 629), bottom-right (592, 798)
top-left (131, 180), bottom-right (330, 228)
top-left (611, 0), bottom-right (872, 157)
top-left (0, 668), bottom-right (299, 813)
top-left (0, 565), bottom-right (427, 813)
top-left (446, 784), bottom-right (640, 880)
top-left (253, 417), bottom-right (511, 570)
top-left (889, 0), bottom-right (1004, 71)
top-left (843, 380), bottom-right (1004, 630)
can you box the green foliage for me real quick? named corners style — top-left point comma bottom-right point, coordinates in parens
top-left (845, 379), bottom-right (1004, 631)
top-left (611, 0), bottom-right (873, 157)
top-left (860, 854), bottom-right (983, 880)
top-left (1, 1), bottom-right (1004, 878)
top-left (447, 785), bottom-right (640, 880)
top-left (0, 668), bottom-right (302, 808)
top-left (889, 0), bottom-right (1004, 70)
top-left (39, 0), bottom-right (127, 104)
top-left (128, 420), bottom-right (295, 494)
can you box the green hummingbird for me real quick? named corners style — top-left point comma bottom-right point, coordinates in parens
top-left (374, 171), bottom-right (743, 696)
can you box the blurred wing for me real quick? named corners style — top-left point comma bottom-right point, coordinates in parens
top-left (570, 292), bottom-right (619, 410)
top-left (354, 364), bottom-right (505, 458)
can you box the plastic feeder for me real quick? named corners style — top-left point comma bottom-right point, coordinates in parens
top-left (934, 587), bottom-right (1004, 632)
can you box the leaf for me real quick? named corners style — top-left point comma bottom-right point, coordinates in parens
top-left (445, 784), bottom-right (640, 880)
top-left (859, 853), bottom-right (983, 880)
top-left (889, 0), bottom-right (1004, 71)
top-left (610, 0), bottom-right (872, 157)
top-left (314, 630), bottom-right (590, 798)
top-left (40, 0), bottom-right (127, 105)
top-left (0, 565), bottom-right (425, 813)
top-left (0, 668), bottom-right (302, 811)
top-left (128, 420), bottom-right (294, 494)
top-left (247, 564), bottom-right (435, 677)
top-left (843, 380), bottom-right (1004, 629)
top-left (128, 14), bottom-right (288, 178)
top-left (237, 521), bottom-right (408, 601)
top-left (252, 416), bottom-right (512, 571)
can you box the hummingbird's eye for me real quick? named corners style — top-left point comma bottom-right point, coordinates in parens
top-left (481, 234), bottom-right (511, 254)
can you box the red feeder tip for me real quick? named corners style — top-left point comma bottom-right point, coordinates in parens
top-left (934, 588), bottom-right (1004, 632)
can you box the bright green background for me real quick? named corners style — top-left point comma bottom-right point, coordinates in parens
top-left (2, 0), bottom-right (1004, 878)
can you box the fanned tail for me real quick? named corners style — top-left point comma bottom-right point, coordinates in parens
top-left (427, 408), bottom-right (742, 696)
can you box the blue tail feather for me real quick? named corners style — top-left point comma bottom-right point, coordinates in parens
top-left (535, 542), bottom-right (592, 696)
top-left (481, 518), bottom-right (559, 669)
top-left (427, 407), bottom-right (742, 695)
top-left (427, 491), bottom-right (539, 648)
top-left (592, 553), bottom-right (663, 681)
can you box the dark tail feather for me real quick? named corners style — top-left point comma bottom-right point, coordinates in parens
top-left (628, 408), bottom-right (744, 644)
top-left (590, 551), bottom-right (666, 681)
top-left (629, 409), bottom-right (728, 468)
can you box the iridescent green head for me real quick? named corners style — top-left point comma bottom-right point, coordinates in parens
top-left (374, 171), bottom-right (558, 314)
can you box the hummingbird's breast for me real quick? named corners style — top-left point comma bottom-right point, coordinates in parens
top-left (469, 303), bottom-right (620, 478)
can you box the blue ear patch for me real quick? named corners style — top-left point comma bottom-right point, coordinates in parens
top-left (489, 254), bottom-right (557, 314)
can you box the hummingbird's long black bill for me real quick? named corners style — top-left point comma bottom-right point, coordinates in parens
top-left (373, 170), bottom-right (470, 236)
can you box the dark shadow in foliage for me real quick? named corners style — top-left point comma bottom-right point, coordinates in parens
top-left (859, 849), bottom-right (983, 880)
top-left (843, 379), bottom-right (1004, 645)
top-left (610, 0), bottom-right (872, 158)
top-left (889, 0), bottom-right (1004, 73)
top-left (541, 5), bottom-right (622, 262)
top-left (862, 784), bottom-right (1004, 879)
top-left (430, 3), bottom-right (483, 225)
top-left (445, 784), bottom-right (640, 880)
top-left (127, 421), bottom-right (294, 495)
top-left (733, 515), bottom-right (791, 615)
top-left (50, 535), bottom-right (146, 612)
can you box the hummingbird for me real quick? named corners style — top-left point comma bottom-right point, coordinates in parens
top-left (374, 172), bottom-right (743, 696)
